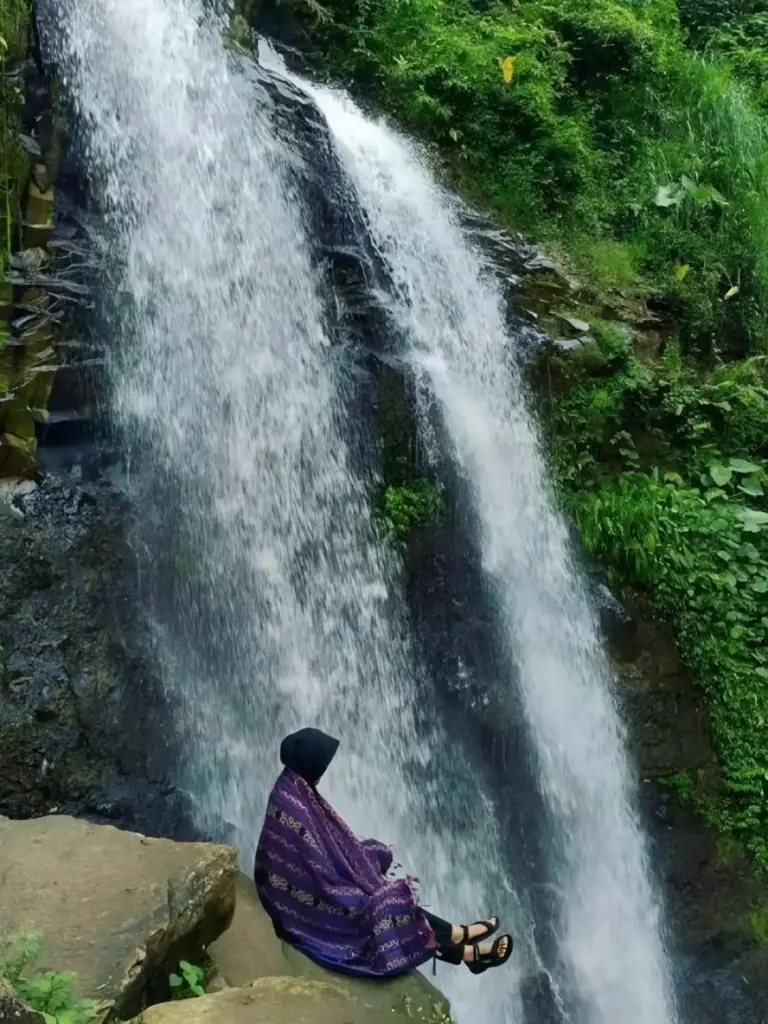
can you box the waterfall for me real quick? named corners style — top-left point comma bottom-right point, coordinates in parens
top-left (46, 2), bottom-right (529, 1022)
top-left (268, 62), bottom-right (680, 1024)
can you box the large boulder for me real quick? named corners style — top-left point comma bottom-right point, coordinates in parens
top-left (209, 873), bottom-right (449, 1020)
top-left (129, 977), bottom-right (445, 1024)
top-left (0, 816), bottom-right (237, 1021)
top-left (0, 979), bottom-right (44, 1023)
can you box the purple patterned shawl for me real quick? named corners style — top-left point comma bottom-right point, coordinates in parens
top-left (254, 768), bottom-right (438, 977)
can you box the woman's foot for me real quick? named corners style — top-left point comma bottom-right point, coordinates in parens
top-left (464, 934), bottom-right (513, 974)
top-left (450, 917), bottom-right (499, 945)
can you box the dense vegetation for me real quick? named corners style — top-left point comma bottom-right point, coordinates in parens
top-left (277, 0), bottom-right (768, 863)
top-left (287, 0), bottom-right (768, 358)
top-left (546, 328), bottom-right (768, 862)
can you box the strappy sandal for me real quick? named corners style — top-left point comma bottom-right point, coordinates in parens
top-left (454, 917), bottom-right (500, 945)
top-left (466, 933), bottom-right (513, 975)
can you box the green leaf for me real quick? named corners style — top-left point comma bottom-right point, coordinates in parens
top-left (654, 184), bottom-right (680, 208)
top-left (737, 508), bottom-right (768, 532)
top-left (169, 974), bottom-right (183, 989)
top-left (674, 264), bottom-right (690, 281)
top-left (752, 579), bottom-right (768, 594)
top-left (729, 458), bottom-right (761, 473)
top-left (709, 463), bottom-right (732, 487)
top-left (739, 474), bottom-right (764, 497)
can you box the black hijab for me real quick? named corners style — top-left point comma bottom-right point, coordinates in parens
top-left (280, 728), bottom-right (339, 786)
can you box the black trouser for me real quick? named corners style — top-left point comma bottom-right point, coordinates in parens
top-left (422, 909), bottom-right (464, 965)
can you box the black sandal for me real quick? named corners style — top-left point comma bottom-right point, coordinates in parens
top-left (454, 917), bottom-right (500, 945)
top-left (466, 934), bottom-right (513, 975)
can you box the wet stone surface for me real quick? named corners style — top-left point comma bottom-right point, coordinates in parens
top-left (0, 470), bottom-right (190, 837)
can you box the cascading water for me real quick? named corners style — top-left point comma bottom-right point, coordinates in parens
top-left (46, 2), bottom-right (530, 1022)
top-left (267, 61), bottom-right (680, 1024)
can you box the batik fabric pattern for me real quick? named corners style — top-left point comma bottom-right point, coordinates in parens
top-left (255, 768), bottom-right (438, 977)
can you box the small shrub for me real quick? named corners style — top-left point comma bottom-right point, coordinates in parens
top-left (382, 478), bottom-right (443, 547)
top-left (168, 960), bottom-right (206, 1000)
top-left (0, 932), bottom-right (100, 1024)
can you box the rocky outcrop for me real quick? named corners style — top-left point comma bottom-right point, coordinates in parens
top-left (0, 835), bottom-right (449, 1024)
top-left (1, 8), bottom-right (94, 481)
top-left (129, 976), bottom-right (443, 1024)
top-left (208, 873), bottom-right (448, 1021)
top-left (608, 594), bottom-right (768, 1024)
top-left (0, 816), bottom-right (237, 1021)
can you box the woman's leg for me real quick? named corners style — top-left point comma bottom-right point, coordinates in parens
top-left (421, 910), bottom-right (498, 946)
top-left (422, 910), bottom-right (511, 968)
top-left (421, 910), bottom-right (464, 964)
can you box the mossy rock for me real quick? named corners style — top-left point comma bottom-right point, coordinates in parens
top-left (210, 873), bottom-right (450, 1022)
top-left (131, 976), bottom-right (434, 1024)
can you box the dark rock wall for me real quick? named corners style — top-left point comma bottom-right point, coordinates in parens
top-left (0, 474), bottom-right (187, 837)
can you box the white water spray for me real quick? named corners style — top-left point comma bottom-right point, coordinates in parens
top-left (273, 62), bottom-right (679, 1024)
top-left (48, 2), bottom-right (528, 1021)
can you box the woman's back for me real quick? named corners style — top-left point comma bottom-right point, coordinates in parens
top-left (254, 728), bottom-right (438, 977)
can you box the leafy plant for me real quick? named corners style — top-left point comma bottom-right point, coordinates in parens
top-left (382, 478), bottom-right (443, 547)
top-left (544, 337), bottom-right (768, 863)
top-left (169, 960), bottom-right (206, 1000)
top-left (0, 932), bottom-right (100, 1024)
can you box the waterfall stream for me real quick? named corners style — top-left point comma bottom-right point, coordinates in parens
top-left (46, 0), bottom-right (677, 1020)
top-left (47, 2), bottom-right (524, 1022)
top-left (273, 68), bottom-right (679, 1024)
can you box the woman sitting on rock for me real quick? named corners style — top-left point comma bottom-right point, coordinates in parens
top-left (254, 727), bottom-right (512, 978)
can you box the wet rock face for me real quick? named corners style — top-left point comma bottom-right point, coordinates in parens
top-left (0, 473), bottom-right (187, 836)
top-left (609, 594), bottom-right (768, 1024)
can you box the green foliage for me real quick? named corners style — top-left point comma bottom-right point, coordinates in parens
top-left (382, 478), bottom-right (443, 546)
top-left (0, 932), bottom-right (100, 1024)
top-left (749, 904), bottom-right (768, 946)
top-left (658, 769), bottom-right (696, 804)
top-left (168, 960), bottom-right (206, 1000)
top-left (546, 340), bottom-right (768, 863)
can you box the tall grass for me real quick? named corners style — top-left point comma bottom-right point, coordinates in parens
top-left (637, 58), bottom-right (768, 352)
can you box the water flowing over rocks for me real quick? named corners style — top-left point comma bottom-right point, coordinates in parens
top-left (0, 5), bottom-right (767, 1024)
